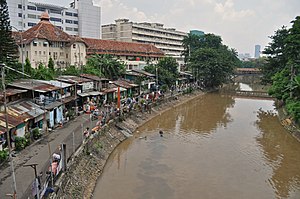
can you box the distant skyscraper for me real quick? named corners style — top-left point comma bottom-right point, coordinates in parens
top-left (255, 45), bottom-right (261, 58)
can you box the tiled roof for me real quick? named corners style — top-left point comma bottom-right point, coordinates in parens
top-left (82, 38), bottom-right (165, 57)
top-left (13, 12), bottom-right (74, 45)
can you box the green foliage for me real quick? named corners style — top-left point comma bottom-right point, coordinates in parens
top-left (32, 63), bottom-right (55, 80)
top-left (32, 128), bottom-right (41, 140)
top-left (0, 0), bottom-right (18, 66)
top-left (48, 57), bottom-right (55, 72)
top-left (286, 99), bottom-right (300, 122)
top-left (241, 58), bottom-right (267, 68)
top-left (0, 149), bottom-right (8, 162)
top-left (15, 136), bottom-right (29, 151)
top-left (265, 16), bottom-right (300, 124)
top-left (261, 26), bottom-right (289, 84)
top-left (183, 33), bottom-right (239, 88)
top-left (62, 65), bottom-right (80, 76)
top-left (144, 57), bottom-right (179, 88)
top-left (24, 57), bottom-right (33, 75)
top-left (86, 54), bottom-right (126, 80)
top-left (268, 69), bottom-right (290, 100)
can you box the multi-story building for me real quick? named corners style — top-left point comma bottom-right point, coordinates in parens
top-left (13, 12), bottom-right (164, 70)
top-left (102, 19), bottom-right (187, 69)
top-left (7, 0), bottom-right (101, 38)
top-left (83, 38), bottom-right (165, 70)
top-left (254, 45), bottom-right (261, 59)
top-left (13, 12), bottom-right (87, 68)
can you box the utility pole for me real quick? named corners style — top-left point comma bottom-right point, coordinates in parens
top-left (1, 64), bottom-right (17, 198)
top-left (23, 163), bottom-right (40, 199)
top-left (1, 63), bottom-right (30, 199)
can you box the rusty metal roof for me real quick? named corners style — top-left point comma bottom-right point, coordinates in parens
top-left (0, 112), bottom-right (24, 130)
top-left (56, 76), bottom-right (92, 84)
top-left (112, 80), bottom-right (138, 89)
top-left (8, 79), bottom-right (60, 93)
top-left (7, 100), bottom-right (45, 122)
top-left (80, 74), bottom-right (109, 81)
top-left (132, 69), bottom-right (155, 77)
top-left (0, 89), bottom-right (28, 99)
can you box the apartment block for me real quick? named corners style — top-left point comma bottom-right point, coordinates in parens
top-left (102, 19), bottom-right (187, 68)
top-left (7, 0), bottom-right (101, 38)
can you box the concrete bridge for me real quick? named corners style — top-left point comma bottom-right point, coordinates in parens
top-left (235, 68), bottom-right (261, 75)
top-left (220, 89), bottom-right (274, 99)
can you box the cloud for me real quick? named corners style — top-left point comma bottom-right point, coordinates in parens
top-left (214, 0), bottom-right (255, 21)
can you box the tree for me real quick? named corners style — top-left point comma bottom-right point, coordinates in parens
top-left (62, 65), bottom-right (80, 76)
top-left (86, 54), bottom-right (126, 79)
top-left (182, 33), bottom-right (201, 63)
top-left (32, 63), bottom-right (55, 80)
top-left (48, 57), bottom-right (55, 72)
top-left (261, 26), bottom-right (289, 84)
top-left (0, 0), bottom-right (18, 65)
top-left (144, 57), bottom-right (179, 88)
top-left (24, 57), bottom-right (33, 76)
top-left (185, 33), bottom-right (239, 88)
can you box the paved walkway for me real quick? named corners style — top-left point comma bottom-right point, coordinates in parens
top-left (0, 113), bottom-right (94, 199)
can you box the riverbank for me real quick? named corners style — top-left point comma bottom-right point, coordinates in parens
top-left (52, 90), bottom-right (204, 198)
top-left (276, 104), bottom-right (300, 142)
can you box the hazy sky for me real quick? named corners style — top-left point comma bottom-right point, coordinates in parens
top-left (37, 0), bottom-right (300, 56)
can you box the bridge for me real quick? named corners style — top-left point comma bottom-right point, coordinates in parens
top-left (235, 68), bottom-right (261, 75)
top-left (220, 89), bottom-right (274, 99)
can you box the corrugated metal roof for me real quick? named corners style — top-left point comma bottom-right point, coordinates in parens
top-left (8, 79), bottom-right (60, 93)
top-left (37, 80), bottom-right (72, 89)
top-left (56, 76), bottom-right (92, 84)
top-left (0, 113), bottom-right (23, 130)
top-left (7, 100), bottom-right (45, 122)
top-left (78, 91), bottom-right (105, 97)
top-left (112, 80), bottom-right (138, 89)
top-left (0, 89), bottom-right (28, 100)
top-left (132, 69), bottom-right (155, 77)
top-left (80, 74), bottom-right (109, 81)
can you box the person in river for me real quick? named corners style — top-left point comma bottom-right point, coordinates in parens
top-left (159, 130), bottom-right (163, 137)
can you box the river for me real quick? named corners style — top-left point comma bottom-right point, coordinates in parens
top-left (92, 86), bottom-right (300, 199)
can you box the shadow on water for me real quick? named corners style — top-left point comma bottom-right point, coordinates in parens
top-left (255, 110), bottom-right (300, 198)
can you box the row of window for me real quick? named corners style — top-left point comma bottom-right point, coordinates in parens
top-left (18, 4), bottom-right (78, 17)
top-left (66, 27), bottom-right (78, 32)
top-left (34, 51), bottom-right (69, 59)
top-left (65, 19), bottom-right (78, 24)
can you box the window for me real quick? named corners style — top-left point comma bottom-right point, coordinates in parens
top-left (66, 53), bottom-right (68, 59)
top-left (37, 7), bottom-right (46, 12)
top-left (28, 14), bottom-right (36, 19)
top-left (28, 22), bottom-right (36, 27)
top-left (18, 13), bottom-right (22, 18)
top-left (73, 21), bottom-right (78, 24)
top-left (66, 27), bottom-right (73, 31)
top-left (65, 19), bottom-right (72, 24)
top-left (50, 17), bottom-right (61, 22)
top-left (39, 51), bottom-right (41, 55)
top-left (35, 51), bottom-right (37, 55)
top-left (73, 13), bottom-right (78, 17)
top-left (43, 42), bottom-right (48, 47)
top-left (50, 9), bottom-right (61, 14)
top-left (73, 28), bottom-right (78, 31)
top-left (65, 12), bottom-right (73, 16)
top-left (73, 44), bottom-right (76, 48)
top-left (33, 41), bottom-right (37, 46)
top-left (43, 51), bottom-right (46, 55)
top-left (18, 4), bottom-right (22, 9)
top-left (27, 5), bottom-right (36, 10)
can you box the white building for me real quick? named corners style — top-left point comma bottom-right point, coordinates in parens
top-left (7, 0), bottom-right (101, 39)
top-left (13, 12), bottom-right (87, 68)
top-left (102, 19), bottom-right (187, 69)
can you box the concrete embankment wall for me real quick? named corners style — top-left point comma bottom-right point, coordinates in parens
top-left (52, 91), bottom-right (203, 198)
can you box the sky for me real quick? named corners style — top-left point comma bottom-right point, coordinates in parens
top-left (38, 0), bottom-right (300, 57)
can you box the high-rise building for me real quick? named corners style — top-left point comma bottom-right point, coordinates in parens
top-left (254, 45), bottom-right (261, 58)
top-left (102, 19), bottom-right (187, 69)
top-left (7, 0), bottom-right (101, 39)
top-left (190, 30), bottom-right (204, 37)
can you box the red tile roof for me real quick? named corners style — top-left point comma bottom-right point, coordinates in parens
top-left (82, 38), bottom-right (165, 57)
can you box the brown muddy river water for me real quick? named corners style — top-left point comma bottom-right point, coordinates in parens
top-left (93, 92), bottom-right (300, 199)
